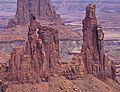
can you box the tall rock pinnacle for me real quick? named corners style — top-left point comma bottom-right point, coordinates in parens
top-left (8, 0), bottom-right (60, 27)
top-left (8, 15), bottom-right (59, 83)
top-left (81, 4), bottom-right (114, 80)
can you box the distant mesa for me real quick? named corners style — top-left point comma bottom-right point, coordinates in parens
top-left (7, 0), bottom-right (61, 27)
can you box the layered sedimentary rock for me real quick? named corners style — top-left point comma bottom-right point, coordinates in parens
top-left (8, 15), bottom-right (59, 83)
top-left (8, 0), bottom-right (61, 27)
top-left (81, 4), bottom-right (115, 80)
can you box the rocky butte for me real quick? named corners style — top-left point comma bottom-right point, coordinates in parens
top-left (8, 0), bottom-right (61, 27)
top-left (0, 0), bottom-right (78, 51)
top-left (81, 4), bottom-right (115, 80)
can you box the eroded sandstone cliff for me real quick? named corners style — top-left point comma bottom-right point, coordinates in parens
top-left (8, 0), bottom-right (61, 27)
top-left (8, 15), bottom-right (59, 83)
top-left (0, 2), bottom-right (120, 92)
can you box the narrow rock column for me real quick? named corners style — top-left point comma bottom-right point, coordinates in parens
top-left (81, 4), bottom-right (107, 80)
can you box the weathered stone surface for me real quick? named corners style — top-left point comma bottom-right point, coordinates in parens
top-left (8, 15), bottom-right (59, 83)
top-left (81, 4), bottom-right (115, 80)
top-left (8, 0), bottom-right (61, 27)
top-left (0, 80), bottom-right (8, 92)
top-left (62, 55), bottom-right (86, 80)
top-left (50, 54), bottom-right (86, 80)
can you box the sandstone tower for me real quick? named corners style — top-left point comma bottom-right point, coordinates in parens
top-left (81, 4), bottom-right (114, 80)
top-left (8, 15), bottom-right (59, 83)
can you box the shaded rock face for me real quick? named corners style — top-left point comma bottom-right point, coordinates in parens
top-left (0, 80), bottom-right (8, 92)
top-left (8, 0), bottom-right (61, 27)
top-left (8, 15), bottom-right (59, 83)
top-left (81, 4), bottom-right (114, 80)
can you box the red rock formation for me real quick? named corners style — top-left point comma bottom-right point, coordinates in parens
top-left (50, 54), bottom-right (86, 80)
top-left (62, 55), bottom-right (86, 80)
top-left (81, 4), bottom-right (115, 80)
top-left (8, 0), bottom-right (61, 27)
top-left (8, 15), bottom-right (59, 83)
top-left (0, 80), bottom-right (8, 92)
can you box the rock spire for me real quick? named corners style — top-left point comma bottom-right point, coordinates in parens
top-left (81, 4), bottom-right (114, 80)
top-left (8, 15), bottom-right (59, 83)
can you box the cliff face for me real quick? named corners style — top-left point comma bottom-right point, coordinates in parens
top-left (8, 0), bottom-right (61, 27)
top-left (81, 4), bottom-right (115, 80)
top-left (8, 16), bottom-right (59, 83)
